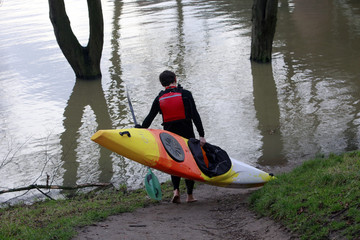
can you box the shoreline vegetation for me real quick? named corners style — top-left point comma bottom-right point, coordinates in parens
top-left (250, 151), bottom-right (360, 239)
top-left (1, 152), bottom-right (359, 239)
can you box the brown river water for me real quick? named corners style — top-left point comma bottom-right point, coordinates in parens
top-left (0, 0), bottom-right (360, 202)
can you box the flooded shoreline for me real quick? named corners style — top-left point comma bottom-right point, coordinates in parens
top-left (1, 0), bottom-right (360, 202)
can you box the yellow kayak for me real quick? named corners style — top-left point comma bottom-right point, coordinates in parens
top-left (91, 128), bottom-right (274, 188)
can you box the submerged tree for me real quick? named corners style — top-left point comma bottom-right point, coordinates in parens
top-left (48, 0), bottom-right (104, 79)
top-left (250, 0), bottom-right (278, 63)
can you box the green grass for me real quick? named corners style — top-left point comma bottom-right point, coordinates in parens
top-left (249, 151), bottom-right (360, 240)
top-left (2, 152), bottom-right (360, 239)
top-left (0, 181), bottom-right (183, 240)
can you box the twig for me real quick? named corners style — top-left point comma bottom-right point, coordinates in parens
top-left (1, 137), bottom-right (31, 169)
top-left (35, 186), bottom-right (54, 200)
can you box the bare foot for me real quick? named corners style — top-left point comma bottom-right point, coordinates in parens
top-left (171, 195), bottom-right (181, 204)
top-left (186, 194), bottom-right (197, 203)
top-left (171, 189), bottom-right (181, 204)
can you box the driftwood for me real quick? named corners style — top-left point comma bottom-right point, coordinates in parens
top-left (0, 183), bottom-right (113, 195)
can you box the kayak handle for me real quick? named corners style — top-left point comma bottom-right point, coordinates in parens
top-left (119, 131), bottom-right (131, 137)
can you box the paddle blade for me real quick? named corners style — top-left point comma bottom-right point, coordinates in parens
top-left (144, 168), bottom-right (162, 201)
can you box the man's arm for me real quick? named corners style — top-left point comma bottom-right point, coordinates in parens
top-left (141, 97), bottom-right (160, 128)
top-left (186, 91), bottom-right (205, 140)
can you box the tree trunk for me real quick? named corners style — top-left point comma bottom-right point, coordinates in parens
top-left (250, 0), bottom-right (278, 63)
top-left (48, 0), bottom-right (104, 79)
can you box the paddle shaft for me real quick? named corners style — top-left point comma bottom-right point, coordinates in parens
top-left (126, 88), bottom-right (138, 126)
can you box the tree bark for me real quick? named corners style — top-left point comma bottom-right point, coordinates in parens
top-left (48, 0), bottom-right (104, 79)
top-left (250, 0), bottom-right (278, 63)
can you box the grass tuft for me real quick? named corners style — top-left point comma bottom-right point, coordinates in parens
top-left (0, 180), bottom-right (184, 239)
top-left (250, 151), bottom-right (360, 239)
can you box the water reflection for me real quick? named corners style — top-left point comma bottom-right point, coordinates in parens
top-left (106, 0), bottom-right (138, 185)
top-left (60, 78), bottom-right (113, 187)
top-left (252, 62), bottom-right (286, 166)
top-left (2, 0), bottom-right (360, 203)
top-left (171, 0), bottom-right (185, 75)
top-left (274, 0), bottom-right (360, 161)
top-left (108, 0), bottom-right (127, 125)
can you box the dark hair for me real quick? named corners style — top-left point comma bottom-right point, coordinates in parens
top-left (159, 70), bottom-right (176, 86)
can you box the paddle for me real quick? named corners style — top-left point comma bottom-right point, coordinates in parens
top-left (125, 87), bottom-right (162, 201)
top-left (125, 87), bottom-right (138, 126)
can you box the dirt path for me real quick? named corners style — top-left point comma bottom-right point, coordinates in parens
top-left (74, 184), bottom-right (298, 240)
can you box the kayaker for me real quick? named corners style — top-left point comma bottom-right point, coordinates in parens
top-left (139, 70), bottom-right (206, 204)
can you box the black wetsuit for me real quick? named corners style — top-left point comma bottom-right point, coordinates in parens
top-left (141, 85), bottom-right (205, 194)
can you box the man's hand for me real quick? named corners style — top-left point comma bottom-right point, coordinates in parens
top-left (199, 137), bottom-right (206, 147)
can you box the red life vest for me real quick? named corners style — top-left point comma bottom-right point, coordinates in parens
top-left (159, 87), bottom-right (186, 123)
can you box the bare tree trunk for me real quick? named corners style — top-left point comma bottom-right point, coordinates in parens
top-left (48, 0), bottom-right (104, 79)
top-left (250, 0), bottom-right (278, 63)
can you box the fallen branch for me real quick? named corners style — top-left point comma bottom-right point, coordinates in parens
top-left (35, 186), bottom-right (54, 200)
top-left (0, 183), bottom-right (113, 195)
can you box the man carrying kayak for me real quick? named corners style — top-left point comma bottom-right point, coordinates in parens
top-left (139, 70), bottom-right (206, 203)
